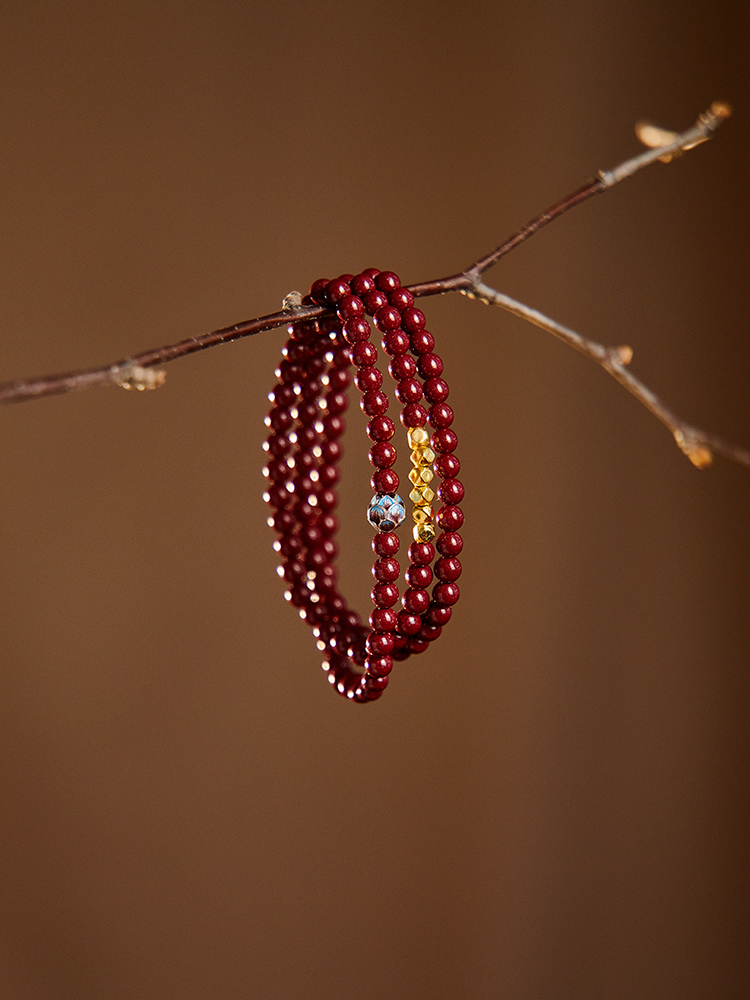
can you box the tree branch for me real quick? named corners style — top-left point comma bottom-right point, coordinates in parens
top-left (0, 102), bottom-right (743, 470)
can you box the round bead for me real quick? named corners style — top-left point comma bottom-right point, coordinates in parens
top-left (338, 294), bottom-right (365, 319)
top-left (426, 605), bottom-right (452, 626)
top-left (388, 287), bottom-right (414, 310)
top-left (388, 355), bottom-right (417, 380)
top-left (367, 416), bottom-right (395, 441)
top-left (406, 564), bottom-right (432, 589)
top-left (397, 612), bottom-right (422, 636)
top-left (396, 378), bottom-right (423, 404)
top-left (429, 403), bottom-right (454, 428)
top-left (368, 441), bottom-right (397, 468)
top-left (350, 273), bottom-right (376, 297)
top-left (325, 391), bottom-right (348, 415)
top-left (423, 377), bottom-right (450, 403)
top-left (372, 532), bottom-right (400, 556)
top-left (371, 468), bottom-right (399, 493)
top-left (351, 342), bottom-right (378, 367)
top-left (435, 557), bottom-right (462, 582)
top-left (402, 588), bottom-right (430, 614)
top-left (374, 271), bottom-right (400, 292)
top-left (372, 557), bottom-right (400, 582)
top-left (361, 390), bottom-right (389, 416)
top-left (431, 428), bottom-right (458, 453)
top-left (382, 330), bottom-right (410, 355)
top-left (366, 654), bottom-right (393, 677)
top-left (438, 478), bottom-right (464, 504)
top-left (408, 541), bottom-right (435, 565)
top-left (434, 454), bottom-right (460, 479)
top-left (400, 402), bottom-right (428, 427)
top-left (371, 582), bottom-right (399, 608)
top-left (418, 624), bottom-right (442, 643)
top-left (355, 366), bottom-right (383, 392)
top-left (401, 307), bottom-right (425, 332)
top-left (370, 608), bottom-right (398, 632)
top-left (322, 415), bottom-right (345, 438)
top-left (437, 505), bottom-right (464, 531)
top-left (366, 632), bottom-right (395, 656)
top-left (433, 582), bottom-right (460, 606)
top-left (326, 278), bottom-right (351, 303)
top-left (309, 278), bottom-right (330, 304)
top-left (367, 493), bottom-right (406, 531)
top-left (343, 318), bottom-right (371, 344)
top-left (417, 353), bottom-right (444, 378)
top-left (363, 289), bottom-right (389, 314)
top-left (410, 329), bottom-right (435, 354)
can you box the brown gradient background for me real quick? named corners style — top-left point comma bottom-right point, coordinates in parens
top-left (1, 2), bottom-right (748, 997)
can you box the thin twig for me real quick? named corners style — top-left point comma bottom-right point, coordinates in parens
top-left (462, 281), bottom-right (750, 469)
top-left (0, 102), bottom-right (744, 471)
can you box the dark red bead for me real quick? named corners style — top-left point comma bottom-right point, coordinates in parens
top-left (370, 608), bottom-right (398, 632)
top-left (366, 632), bottom-right (395, 656)
top-left (372, 532), bottom-right (400, 556)
top-left (368, 441), bottom-right (397, 468)
top-left (343, 317), bottom-right (371, 344)
top-left (374, 306), bottom-right (402, 332)
top-left (267, 434), bottom-right (291, 456)
top-left (326, 278), bottom-right (351, 303)
top-left (367, 416), bottom-right (395, 441)
top-left (310, 278), bottom-right (330, 304)
top-left (417, 353), bottom-right (444, 378)
top-left (268, 409), bottom-right (293, 431)
top-left (402, 588), bottom-right (430, 614)
top-left (396, 378), bottom-right (423, 404)
top-left (296, 425), bottom-right (317, 448)
top-left (434, 454), bottom-right (460, 478)
top-left (382, 330), bottom-right (410, 355)
top-left (366, 654), bottom-right (393, 677)
top-left (437, 531), bottom-right (463, 556)
top-left (429, 403), bottom-right (454, 428)
top-left (301, 521), bottom-right (323, 546)
top-left (350, 341), bottom-right (378, 367)
top-left (438, 478), bottom-right (464, 504)
top-left (360, 267), bottom-right (381, 279)
top-left (268, 483), bottom-right (292, 508)
top-left (321, 440), bottom-right (342, 463)
top-left (375, 271), bottom-right (400, 292)
top-left (435, 557), bottom-right (462, 582)
top-left (328, 367), bottom-right (351, 390)
top-left (371, 468), bottom-right (399, 493)
top-left (372, 557), bottom-right (400, 582)
top-left (317, 489), bottom-right (338, 511)
top-left (431, 428), bottom-right (458, 453)
top-left (355, 366), bottom-right (383, 392)
top-left (408, 541), bottom-right (435, 565)
top-left (406, 638), bottom-right (429, 655)
top-left (363, 290), bottom-right (389, 314)
top-left (265, 457), bottom-right (289, 481)
top-left (323, 415), bottom-right (346, 438)
top-left (423, 377), bottom-right (449, 403)
top-left (297, 400), bottom-right (319, 425)
top-left (410, 328), bottom-right (435, 354)
top-left (388, 355), bottom-right (417, 380)
top-left (272, 509), bottom-right (296, 532)
top-left (282, 558), bottom-right (306, 581)
top-left (418, 624), bottom-right (442, 642)
top-left (426, 605), bottom-right (452, 626)
top-left (401, 307), bottom-right (425, 332)
top-left (350, 273), bottom-right (376, 297)
top-left (271, 383), bottom-right (297, 407)
top-left (406, 564), bottom-right (432, 588)
top-left (400, 402), bottom-right (428, 427)
top-left (371, 583), bottom-right (399, 608)
top-left (325, 392), bottom-right (348, 415)
top-left (388, 287), bottom-right (414, 310)
top-left (437, 505), bottom-right (464, 531)
top-left (363, 672), bottom-right (389, 692)
top-left (397, 611), bottom-right (422, 636)
top-left (319, 465), bottom-right (340, 488)
top-left (433, 582), bottom-right (460, 606)
top-left (361, 390), bottom-right (389, 416)
top-left (338, 294), bottom-right (365, 320)
top-left (320, 512), bottom-right (338, 536)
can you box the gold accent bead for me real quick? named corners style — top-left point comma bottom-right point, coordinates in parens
top-left (409, 485), bottom-right (435, 505)
top-left (412, 505), bottom-right (434, 524)
top-left (413, 522), bottom-right (436, 543)
top-left (408, 466), bottom-right (434, 486)
top-left (407, 427), bottom-right (429, 448)
top-left (411, 446), bottom-right (435, 466)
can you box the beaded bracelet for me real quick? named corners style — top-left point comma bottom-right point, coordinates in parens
top-left (263, 269), bottom-right (463, 702)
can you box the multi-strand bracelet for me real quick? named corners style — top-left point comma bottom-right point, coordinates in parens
top-left (263, 269), bottom-right (463, 702)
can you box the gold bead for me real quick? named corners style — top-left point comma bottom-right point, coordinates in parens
top-left (408, 466), bottom-right (434, 486)
top-left (411, 446), bottom-right (435, 466)
top-left (409, 485), bottom-right (435, 505)
top-left (408, 427), bottom-right (429, 448)
top-left (412, 505), bottom-right (434, 524)
top-left (413, 522), bottom-right (437, 543)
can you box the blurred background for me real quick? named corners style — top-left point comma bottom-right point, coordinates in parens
top-left (0, 1), bottom-right (748, 997)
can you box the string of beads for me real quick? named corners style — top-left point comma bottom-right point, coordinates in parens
top-left (263, 269), bottom-right (463, 702)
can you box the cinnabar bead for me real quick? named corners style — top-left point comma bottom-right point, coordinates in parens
top-left (418, 624), bottom-right (442, 642)
top-left (320, 513), bottom-right (338, 536)
top-left (367, 416), bottom-right (395, 441)
top-left (361, 390), bottom-right (389, 416)
top-left (268, 483), bottom-right (292, 508)
top-left (433, 582), bottom-right (460, 606)
top-left (437, 505), bottom-right (464, 531)
top-left (374, 271), bottom-right (400, 292)
top-left (323, 415), bottom-right (345, 438)
top-left (371, 583), bottom-right (399, 608)
top-left (343, 317), bottom-right (370, 343)
top-left (325, 392), bottom-right (348, 415)
top-left (372, 557), bottom-right (400, 582)
top-left (319, 465), bottom-right (339, 487)
top-left (310, 278), bottom-right (330, 304)
top-left (402, 588), bottom-right (430, 614)
top-left (350, 273), bottom-right (376, 296)
top-left (363, 672), bottom-right (389, 691)
top-left (267, 434), bottom-right (291, 456)
top-left (400, 402), bottom-right (428, 427)
top-left (438, 478), bottom-right (464, 504)
top-left (350, 342), bottom-right (378, 367)
top-left (328, 367), bottom-right (350, 390)
top-left (408, 541), bottom-right (435, 565)
top-left (401, 307), bottom-right (425, 332)
top-left (417, 353), bottom-right (444, 378)
top-left (405, 564), bottom-right (432, 588)
top-left (371, 468), bottom-right (399, 493)
top-left (297, 400), bottom-right (319, 424)
top-left (426, 605), bottom-right (452, 626)
top-left (326, 278), bottom-right (351, 303)
top-left (268, 409), bottom-right (293, 431)
top-left (431, 428), bottom-right (458, 453)
top-left (301, 522), bottom-right (323, 546)
top-left (397, 611), bottom-right (422, 636)
top-left (429, 403), bottom-right (454, 428)
top-left (265, 457), bottom-right (289, 480)
top-left (370, 608), bottom-right (398, 632)
top-left (271, 383), bottom-right (297, 406)
top-left (338, 294), bottom-right (365, 319)
top-left (436, 531), bottom-right (462, 556)
top-left (368, 441), bottom-right (396, 468)
top-left (382, 330), bottom-right (410, 355)
top-left (363, 290), bottom-right (389, 313)
top-left (321, 440), bottom-right (342, 463)
top-left (355, 366), bottom-right (383, 392)
top-left (366, 632), bottom-right (394, 656)
top-left (410, 329), bottom-right (435, 354)
top-left (406, 638), bottom-right (429, 654)
top-left (372, 532), bottom-right (400, 556)
top-left (435, 557), bottom-right (462, 582)
top-left (374, 306), bottom-right (402, 332)
top-left (387, 287), bottom-right (414, 310)
top-left (317, 489), bottom-right (338, 511)
top-left (396, 378), bottom-right (423, 404)
top-left (434, 454), bottom-right (460, 478)
top-left (365, 655), bottom-right (393, 677)
top-left (388, 354), bottom-right (417, 380)
top-left (423, 377), bottom-right (449, 403)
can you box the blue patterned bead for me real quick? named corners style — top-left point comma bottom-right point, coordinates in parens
top-left (367, 493), bottom-right (406, 532)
